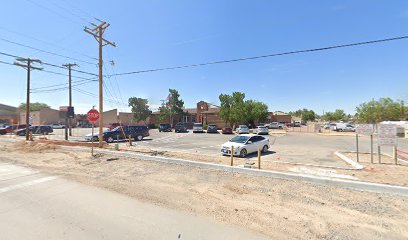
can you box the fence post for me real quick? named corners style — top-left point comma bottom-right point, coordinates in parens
top-left (258, 147), bottom-right (261, 169)
top-left (230, 145), bottom-right (234, 166)
top-left (129, 135), bottom-right (132, 146)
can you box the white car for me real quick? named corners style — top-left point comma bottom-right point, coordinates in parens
top-left (51, 124), bottom-right (65, 129)
top-left (221, 134), bottom-right (269, 158)
top-left (253, 126), bottom-right (269, 135)
top-left (193, 123), bottom-right (204, 133)
top-left (236, 125), bottom-right (249, 134)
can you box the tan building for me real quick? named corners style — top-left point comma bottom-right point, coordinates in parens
top-left (19, 108), bottom-right (62, 125)
top-left (118, 112), bottom-right (150, 125)
top-left (0, 103), bottom-right (18, 124)
top-left (269, 111), bottom-right (292, 123)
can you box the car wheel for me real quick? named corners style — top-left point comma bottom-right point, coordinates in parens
top-left (239, 149), bottom-right (247, 158)
top-left (93, 136), bottom-right (98, 142)
top-left (262, 145), bottom-right (268, 153)
top-left (106, 136), bottom-right (114, 143)
top-left (338, 129), bottom-right (343, 132)
top-left (136, 135), bottom-right (143, 141)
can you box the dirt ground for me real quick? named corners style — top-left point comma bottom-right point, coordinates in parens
top-left (1, 141), bottom-right (408, 239)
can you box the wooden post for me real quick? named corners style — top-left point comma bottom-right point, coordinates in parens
top-left (230, 145), bottom-right (234, 166)
top-left (370, 134), bottom-right (374, 164)
top-left (378, 145), bottom-right (381, 164)
top-left (394, 146), bottom-right (398, 165)
top-left (91, 124), bottom-right (94, 157)
top-left (258, 147), bottom-right (261, 169)
top-left (356, 134), bottom-right (359, 162)
top-left (129, 135), bottom-right (132, 146)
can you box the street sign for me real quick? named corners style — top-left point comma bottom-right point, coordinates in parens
top-left (87, 109), bottom-right (99, 122)
top-left (356, 124), bottom-right (374, 135)
top-left (67, 106), bottom-right (75, 119)
top-left (378, 124), bottom-right (397, 146)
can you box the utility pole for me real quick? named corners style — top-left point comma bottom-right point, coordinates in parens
top-left (62, 63), bottom-right (78, 137)
top-left (14, 58), bottom-right (42, 141)
top-left (84, 19), bottom-right (116, 148)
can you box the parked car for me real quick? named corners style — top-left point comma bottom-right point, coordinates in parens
top-left (330, 123), bottom-right (355, 132)
top-left (51, 124), bottom-right (66, 129)
top-left (193, 123), bottom-right (204, 133)
top-left (207, 124), bottom-right (218, 133)
top-left (222, 126), bottom-right (233, 134)
top-left (253, 125), bottom-right (269, 135)
top-left (0, 128), bottom-right (7, 135)
top-left (175, 122), bottom-right (187, 133)
top-left (16, 125), bottom-right (53, 136)
top-left (268, 122), bottom-right (285, 129)
top-left (221, 134), bottom-right (269, 158)
top-left (85, 125), bottom-right (149, 143)
top-left (159, 123), bottom-right (172, 132)
top-left (236, 125), bottom-right (249, 134)
top-left (108, 123), bottom-right (125, 130)
top-left (0, 125), bottom-right (14, 134)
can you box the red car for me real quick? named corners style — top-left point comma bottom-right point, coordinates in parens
top-left (0, 125), bottom-right (14, 134)
top-left (222, 127), bottom-right (233, 134)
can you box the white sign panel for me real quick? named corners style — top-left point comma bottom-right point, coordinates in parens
top-left (356, 124), bottom-right (374, 136)
top-left (378, 124), bottom-right (397, 146)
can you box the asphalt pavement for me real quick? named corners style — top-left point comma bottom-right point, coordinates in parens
top-left (0, 161), bottom-right (267, 240)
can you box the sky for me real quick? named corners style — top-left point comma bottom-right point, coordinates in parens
top-left (0, 0), bottom-right (407, 115)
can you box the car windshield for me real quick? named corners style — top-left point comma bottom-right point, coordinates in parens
top-left (239, 125), bottom-right (247, 128)
top-left (229, 136), bottom-right (250, 143)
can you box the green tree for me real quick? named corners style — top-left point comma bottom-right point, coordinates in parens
top-left (289, 109), bottom-right (317, 122)
top-left (356, 98), bottom-right (403, 123)
top-left (128, 97), bottom-right (151, 124)
top-left (218, 94), bottom-right (233, 126)
top-left (229, 92), bottom-right (246, 124)
top-left (245, 100), bottom-right (269, 124)
top-left (18, 102), bottom-right (50, 111)
top-left (160, 89), bottom-right (185, 126)
top-left (322, 109), bottom-right (346, 122)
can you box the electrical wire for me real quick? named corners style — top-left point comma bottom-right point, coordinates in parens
top-left (0, 37), bottom-right (97, 65)
top-left (108, 35), bottom-right (408, 77)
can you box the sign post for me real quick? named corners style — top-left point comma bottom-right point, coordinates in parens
top-left (87, 109), bottom-right (100, 157)
top-left (355, 124), bottom-right (375, 163)
top-left (378, 124), bottom-right (397, 164)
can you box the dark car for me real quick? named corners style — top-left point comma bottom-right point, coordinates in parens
top-left (16, 125), bottom-right (53, 136)
top-left (175, 122), bottom-right (187, 133)
top-left (0, 128), bottom-right (7, 135)
top-left (207, 124), bottom-right (218, 133)
top-left (102, 125), bottom-right (149, 143)
top-left (159, 123), bottom-right (172, 132)
top-left (222, 126), bottom-right (233, 134)
top-left (108, 123), bottom-right (126, 131)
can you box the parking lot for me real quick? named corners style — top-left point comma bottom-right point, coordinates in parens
top-left (8, 127), bottom-right (408, 169)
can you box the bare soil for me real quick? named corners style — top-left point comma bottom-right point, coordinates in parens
top-left (1, 141), bottom-right (408, 239)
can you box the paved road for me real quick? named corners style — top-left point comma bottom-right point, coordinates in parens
top-left (0, 161), bottom-right (267, 240)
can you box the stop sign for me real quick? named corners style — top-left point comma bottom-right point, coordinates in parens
top-left (87, 109), bottom-right (99, 122)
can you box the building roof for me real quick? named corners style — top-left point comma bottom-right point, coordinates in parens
top-left (183, 108), bottom-right (197, 114)
top-left (273, 111), bottom-right (289, 116)
top-left (202, 108), bottom-right (220, 114)
top-left (0, 103), bottom-right (18, 117)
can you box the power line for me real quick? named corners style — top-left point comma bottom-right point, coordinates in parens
top-left (108, 35), bottom-right (408, 77)
top-left (0, 26), bottom-right (97, 61)
top-left (31, 79), bottom-right (96, 93)
top-left (0, 58), bottom-right (97, 81)
top-left (0, 51), bottom-right (98, 77)
top-left (31, 78), bottom-right (97, 91)
top-left (0, 37), bottom-right (97, 65)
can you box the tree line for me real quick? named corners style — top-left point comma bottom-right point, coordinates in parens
top-left (18, 96), bottom-right (406, 124)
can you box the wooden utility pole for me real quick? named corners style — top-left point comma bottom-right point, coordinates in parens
top-left (63, 63), bottom-right (78, 137)
top-left (84, 19), bottom-right (116, 148)
top-left (14, 58), bottom-right (42, 141)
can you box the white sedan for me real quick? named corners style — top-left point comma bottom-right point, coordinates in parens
top-left (236, 125), bottom-right (249, 134)
top-left (221, 134), bottom-right (269, 158)
top-left (253, 126), bottom-right (269, 135)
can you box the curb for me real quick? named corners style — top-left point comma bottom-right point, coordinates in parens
top-left (62, 146), bottom-right (408, 197)
top-left (334, 151), bottom-right (364, 170)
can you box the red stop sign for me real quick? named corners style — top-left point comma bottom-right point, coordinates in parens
top-left (87, 109), bottom-right (99, 122)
